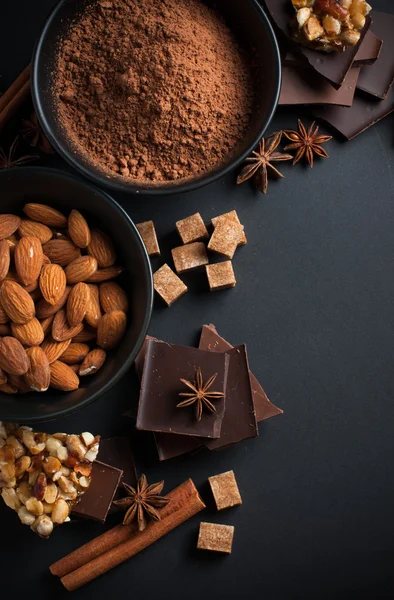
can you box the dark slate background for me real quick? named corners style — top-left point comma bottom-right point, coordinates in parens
top-left (1, 1), bottom-right (394, 598)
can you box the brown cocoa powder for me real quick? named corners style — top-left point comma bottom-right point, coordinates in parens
top-left (55, 0), bottom-right (254, 183)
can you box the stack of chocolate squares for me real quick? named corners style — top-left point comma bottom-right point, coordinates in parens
top-left (135, 324), bottom-right (283, 461)
top-left (264, 0), bottom-right (394, 139)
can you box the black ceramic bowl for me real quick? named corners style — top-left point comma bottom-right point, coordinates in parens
top-left (31, 0), bottom-right (281, 196)
top-left (0, 167), bottom-right (153, 423)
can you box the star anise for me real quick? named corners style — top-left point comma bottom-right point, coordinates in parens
top-left (0, 136), bottom-right (38, 170)
top-left (177, 367), bottom-right (225, 422)
top-left (20, 112), bottom-right (54, 154)
top-left (237, 131), bottom-right (293, 194)
top-left (113, 474), bottom-right (170, 531)
top-left (284, 120), bottom-right (332, 168)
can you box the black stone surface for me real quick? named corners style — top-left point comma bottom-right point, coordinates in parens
top-left (1, 1), bottom-right (394, 599)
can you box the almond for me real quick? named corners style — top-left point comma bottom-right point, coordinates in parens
top-left (87, 229), bottom-right (116, 268)
top-left (99, 281), bottom-right (128, 313)
top-left (86, 265), bottom-right (124, 283)
top-left (0, 323), bottom-right (11, 336)
top-left (8, 374), bottom-right (31, 394)
top-left (6, 234), bottom-right (18, 254)
top-left (39, 264), bottom-right (67, 305)
top-left (39, 315), bottom-right (55, 336)
top-left (14, 236), bottom-right (44, 285)
top-left (29, 288), bottom-right (42, 303)
top-left (23, 204), bottom-right (67, 228)
top-left (68, 364), bottom-right (80, 374)
top-left (0, 337), bottom-right (29, 375)
top-left (68, 210), bottom-right (91, 248)
top-left (52, 309), bottom-right (83, 342)
top-left (41, 337), bottom-right (71, 364)
top-left (18, 220), bottom-right (53, 244)
top-left (67, 282), bottom-right (90, 326)
top-left (36, 286), bottom-right (71, 319)
top-left (11, 318), bottom-right (44, 346)
top-left (60, 343), bottom-right (90, 365)
top-left (85, 284), bottom-right (102, 328)
top-left (79, 348), bottom-right (106, 376)
top-left (50, 361), bottom-right (80, 391)
top-left (22, 280), bottom-right (39, 293)
top-left (42, 254), bottom-right (51, 265)
top-left (42, 239), bottom-right (81, 267)
top-left (0, 383), bottom-right (18, 394)
top-left (25, 347), bottom-right (50, 392)
top-left (0, 215), bottom-right (21, 240)
top-left (65, 256), bottom-right (98, 284)
top-left (0, 280), bottom-right (35, 324)
top-left (97, 310), bottom-right (127, 350)
top-left (0, 299), bottom-right (9, 324)
top-left (0, 239), bottom-right (10, 282)
top-left (72, 326), bottom-right (97, 343)
top-left (0, 367), bottom-right (7, 385)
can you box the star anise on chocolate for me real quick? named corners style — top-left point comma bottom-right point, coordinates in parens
top-left (113, 474), bottom-right (170, 531)
top-left (284, 120), bottom-right (332, 168)
top-left (177, 367), bottom-right (225, 422)
top-left (21, 112), bottom-right (54, 154)
top-left (237, 131), bottom-right (293, 194)
top-left (0, 136), bottom-right (38, 170)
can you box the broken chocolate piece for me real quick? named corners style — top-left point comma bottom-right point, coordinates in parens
top-left (357, 12), bottom-right (394, 100)
top-left (172, 242), bottom-right (209, 274)
top-left (98, 437), bottom-right (137, 509)
top-left (207, 218), bottom-right (244, 259)
top-left (136, 221), bottom-right (160, 257)
top-left (136, 339), bottom-right (229, 439)
top-left (199, 324), bottom-right (283, 423)
top-left (153, 264), bottom-right (187, 306)
top-left (211, 210), bottom-right (247, 246)
top-left (176, 212), bottom-right (208, 244)
top-left (154, 432), bottom-right (203, 461)
top-left (208, 470), bottom-right (242, 511)
top-left (354, 29), bottom-right (382, 65)
top-left (135, 335), bottom-right (160, 380)
top-left (197, 522), bottom-right (234, 554)
top-left (279, 66), bottom-right (359, 106)
top-left (206, 261), bottom-right (236, 291)
top-left (72, 461), bottom-right (123, 523)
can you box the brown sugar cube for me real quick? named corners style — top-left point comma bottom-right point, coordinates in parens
top-left (136, 221), bottom-right (160, 257)
top-left (172, 242), bottom-right (209, 274)
top-left (206, 261), bottom-right (236, 291)
top-left (176, 212), bottom-right (209, 244)
top-left (207, 218), bottom-right (244, 259)
top-left (211, 210), bottom-right (247, 246)
top-left (197, 522), bottom-right (234, 554)
top-left (153, 264), bottom-right (187, 306)
top-left (208, 470), bottom-right (242, 510)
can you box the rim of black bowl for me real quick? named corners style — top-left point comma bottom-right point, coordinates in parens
top-left (31, 0), bottom-right (281, 196)
top-left (0, 167), bottom-right (153, 422)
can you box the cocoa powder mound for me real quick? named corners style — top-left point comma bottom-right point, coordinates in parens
top-left (55, 0), bottom-right (255, 183)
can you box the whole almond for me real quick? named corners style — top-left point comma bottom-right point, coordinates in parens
top-left (72, 326), bottom-right (97, 343)
top-left (60, 343), bottom-right (90, 365)
top-left (36, 286), bottom-right (71, 319)
top-left (65, 256), bottom-right (98, 284)
top-left (0, 215), bottom-right (21, 240)
top-left (99, 282), bottom-right (128, 313)
top-left (41, 337), bottom-right (71, 364)
top-left (42, 254), bottom-right (51, 265)
top-left (0, 239), bottom-right (10, 282)
top-left (8, 374), bottom-right (32, 394)
top-left (15, 236), bottom-right (44, 285)
top-left (42, 239), bottom-right (81, 267)
top-left (0, 280), bottom-right (35, 324)
top-left (23, 204), bottom-right (67, 228)
top-left (79, 348), bottom-right (106, 376)
top-left (11, 318), bottom-right (44, 346)
top-left (0, 337), bottom-right (29, 375)
top-left (86, 265), bottom-right (124, 283)
top-left (39, 264), bottom-right (67, 305)
top-left (87, 229), bottom-right (116, 268)
top-left (50, 361), bottom-right (80, 391)
top-left (0, 324), bottom-right (11, 336)
top-left (0, 383), bottom-right (18, 394)
top-left (67, 282), bottom-right (90, 326)
top-left (18, 220), bottom-right (53, 244)
top-left (39, 315), bottom-right (55, 336)
top-left (85, 284), bottom-right (102, 328)
top-left (52, 309), bottom-right (84, 342)
top-left (25, 347), bottom-right (50, 392)
top-left (68, 210), bottom-right (91, 248)
top-left (0, 367), bottom-right (7, 385)
top-left (97, 310), bottom-right (127, 350)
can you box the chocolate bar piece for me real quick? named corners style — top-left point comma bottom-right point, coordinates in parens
top-left (153, 264), bottom-right (188, 306)
top-left (98, 437), bottom-right (137, 489)
top-left (136, 339), bottom-right (229, 439)
top-left (197, 522), bottom-right (234, 554)
top-left (208, 470), bottom-right (242, 511)
top-left (176, 212), bottom-right (208, 244)
top-left (154, 432), bottom-right (203, 461)
top-left (279, 66), bottom-right (359, 107)
top-left (199, 324), bottom-right (283, 423)
top-left (72, 461), bottom-right (123, 523)
top-left (172, 242), bottom-right (209, 274)
top-left (135, 335), bottom-right (159, 380)
top-left (357, 12), bottom-right (394, 100)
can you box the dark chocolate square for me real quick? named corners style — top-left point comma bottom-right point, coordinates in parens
top-left (279, 66), bottom-right (359, 107)
top-left (136, 339), bottom-right (229, 439)
top-left (72, 461), bottom-right (123, 523)
top-left (98, 437), bottom-right (138, 511)
top-left (357, 12), bottom-right (394, 100)
top-left (154, 432), bottom-right (203, 461)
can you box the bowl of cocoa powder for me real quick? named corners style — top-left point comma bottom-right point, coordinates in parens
top-left (32, 0), bottom-right (280, 195)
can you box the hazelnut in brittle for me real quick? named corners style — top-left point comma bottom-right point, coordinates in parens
top-left (290, 0), bottom-right (372, 52)
top-left (0, 422), bottom-right (99, 538)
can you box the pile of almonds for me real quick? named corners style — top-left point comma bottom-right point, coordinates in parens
top-left (0, 203), bottom-right (128, 393)
top-left (0, 421), bottom-right (99, 537)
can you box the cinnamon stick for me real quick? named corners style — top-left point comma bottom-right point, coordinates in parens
top-left (0, 65), bottom-right (30, 113)
top-left (50, 478), bottom-right (205, 590)
top-left (0, 66), bottom-right (31, 130)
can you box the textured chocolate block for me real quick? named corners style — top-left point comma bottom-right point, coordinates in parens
top-left (172, 242), bottom-right (209, 274)
top-left (197, 522), bottom-right (234, 554)
top-left (136, 221), bottom-right (160, 256)
top-left (208, 470), bottom-right (242, 511)
top-left (207, 218), bottom-right (244, 259)
top-left (211, 210), bottom-right (247, 246)
top-left (153, 264), bottom-right (187, 306)
top-left (206, 261), bottom-right (236, 291)
top-left (176, 212), bottom-right (209, 244)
